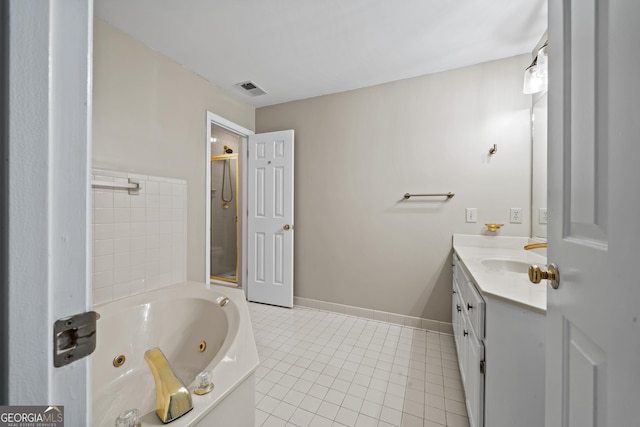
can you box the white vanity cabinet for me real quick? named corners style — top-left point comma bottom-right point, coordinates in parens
top-left (452, 251), bottom-right (545, 427)
top-left (452, 254), bottom-right (485, 427)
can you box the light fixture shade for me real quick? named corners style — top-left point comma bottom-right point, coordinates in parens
top-left (523, 64), bottom-right (546, 94)
top-left (536, 43), bottom-right (548, 78)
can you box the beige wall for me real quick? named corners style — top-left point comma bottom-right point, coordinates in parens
top-left (256, 55), bottom-right (532, 322)
top-left (92, 19), bottom-right (255, 282)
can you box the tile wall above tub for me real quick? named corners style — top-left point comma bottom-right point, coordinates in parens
top-left (91, 168), bottom-right (187, 305)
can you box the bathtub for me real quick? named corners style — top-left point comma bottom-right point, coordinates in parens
top-left (91, 282), bottom-right (259, 426)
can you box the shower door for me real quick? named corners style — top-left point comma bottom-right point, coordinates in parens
top-left (210, 154), bottom-right (239, 283)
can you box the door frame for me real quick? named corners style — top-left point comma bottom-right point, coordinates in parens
top-left (205, 112), bottom-right (254, 294)
top-left (3, 0), bottom-right (92, 419)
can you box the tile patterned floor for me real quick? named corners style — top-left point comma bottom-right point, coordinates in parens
top-left (249, 302), bottom-right (469, 427)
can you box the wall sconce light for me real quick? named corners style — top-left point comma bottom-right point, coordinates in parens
top-left (536, 42), bottom-right (548, 78)
top-left (523, 41), bottom-right (548, 94)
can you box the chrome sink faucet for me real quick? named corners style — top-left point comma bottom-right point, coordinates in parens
top-left (144, 348), bottom-right (193, 423)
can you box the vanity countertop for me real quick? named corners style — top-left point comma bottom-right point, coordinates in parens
top-left (453, 234), bottom-right (547, 314)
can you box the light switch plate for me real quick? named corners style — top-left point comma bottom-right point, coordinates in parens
top-left (466, 208), bottom-right (477, 223)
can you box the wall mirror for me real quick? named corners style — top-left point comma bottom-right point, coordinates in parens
top-left (531, 92), bottom-right (548, 238)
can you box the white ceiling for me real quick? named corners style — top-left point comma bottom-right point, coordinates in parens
top-left (94, 0), bottom-right (547, 108)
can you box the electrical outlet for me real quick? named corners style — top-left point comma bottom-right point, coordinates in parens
top-left (510, 207), bottom-right (522, 223)
top-left (466, 208), bottom-right (477, 223)
top-left (539, 208), bottom-right (548, 224)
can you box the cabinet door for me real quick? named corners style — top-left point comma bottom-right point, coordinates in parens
top-left (454, 278), bottom-right (468, 382)
top-left (458, 312), bottom-right (470, 387)
top-left (465, 330), bottom-right (485, 427)
top-left (452, 277), bottom-right (463, 352)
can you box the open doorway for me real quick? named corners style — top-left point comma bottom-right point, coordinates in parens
top-left (210, 127), bottom-right (240, 284)
top-left (205, 112), bottom-right (254, 292)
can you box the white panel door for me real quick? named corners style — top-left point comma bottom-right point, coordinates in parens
top-left (247, 130), bottom-right (294, 307)
top-left (546, 1), bottom-right (640, 426)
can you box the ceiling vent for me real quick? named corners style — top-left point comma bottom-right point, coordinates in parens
top-left (235, 80), bottom-right (267, 96)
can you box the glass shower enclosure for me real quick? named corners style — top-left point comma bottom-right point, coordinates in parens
top-left (210, 152), bottom-right (239, 283)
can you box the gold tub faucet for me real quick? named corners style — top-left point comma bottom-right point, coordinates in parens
top-left (144, 347), bottom-right (193, 423)
top-left (524, 243), bottom-right (547, 250)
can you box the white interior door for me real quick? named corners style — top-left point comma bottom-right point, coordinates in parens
top-left (247, 130), bottom-right (294, 307)
top-left (546, 1), bottom-right (640, 426)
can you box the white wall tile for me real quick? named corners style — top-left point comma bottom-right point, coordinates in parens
top-left (130, 193), bottom-right (146, 208)
top-left (91, 169), bottom-right (187, 305)
top-left (94, 224), bottom-right (114, 240)
top-left (114, 252), bottom-right (131, 269)
top-left (113, 223), bottom-right (131, 238)
top-left (171, 183), bottom-right (184, 196)
top-left (113, 282), bottom-right (130, 300)
top-left (94, 191), bottom-right (113, 208)
top-left (113, 267), bottom-right (131, 285)
top-left (113, 238), bottom-right (130, 254)
top-left (93, 255), bottom-right (114, 273)
top-left (160, 195), bottom-right (171, 209)
top-left (113, 208), bottom-right (131, 223)
top-left (131, 222), bottom-right (146, 237)
top-left (94, 208), bottom-right (114, 224)
top-left (159, 183), bottom-right (172, 196)
top-left (130, 279), bottom-right (145, 295)
top-left (93, 271), bottom-right (113, 289)
top-left (93, 286), bottom-right (113, 306)
top-left (146, 194), bottom-right (159, 208)
top-left (94, 239), bottom-right (114, 257)
top-left (130, 250), bottom-right (145, 267)
top-left (159, 208), bottom-right (171, 222)
top-left (146, 247), bottom-right (159, 263)
top-left (131, 207), bottom-right (146, 222)
top-left (145, 180), bottom-right (159, 195)
top-left (131, 265), bottom-right (145, 280)
top-left (131, 236), bottom-right (145, 252)
top-left (146, 235), bottom-right (159, 249)
top-left (146, 221), bottom-right (159, 236)
top-left (113, 192), bottom-right (130, 208)
top-left (93, 174), bottom-right (114, 182)
top-left (159, 221), bottom-right (171, 235)
top-left (172, 195), bottom-right (183, 209)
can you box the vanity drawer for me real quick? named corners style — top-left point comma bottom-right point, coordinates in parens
top-left (453, 253), bottom-right (467, 284)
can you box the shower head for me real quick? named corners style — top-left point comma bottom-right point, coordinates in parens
top-left (223, 145), bottom-right (233, 154)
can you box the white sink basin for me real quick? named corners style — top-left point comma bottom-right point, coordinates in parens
top-left (481, 258), bottom-right (531, 274)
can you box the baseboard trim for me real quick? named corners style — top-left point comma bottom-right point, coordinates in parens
top-left (293, 296), bottom-right (453, 335)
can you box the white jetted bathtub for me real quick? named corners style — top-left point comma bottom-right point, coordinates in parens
top-left (92, 282), bottom-right (259, 426)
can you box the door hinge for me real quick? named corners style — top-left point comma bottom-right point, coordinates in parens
top-left (480, 360), bottom-right (486, 375)
top-left (53, 311), bottom-right (98, 367)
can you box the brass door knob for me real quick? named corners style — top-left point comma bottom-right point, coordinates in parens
top-left (283, 224), bottom-right (291, 230)
top-left (528, 263), bottom-right (560, 289)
